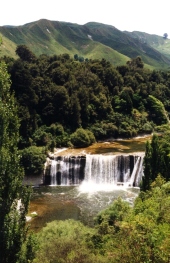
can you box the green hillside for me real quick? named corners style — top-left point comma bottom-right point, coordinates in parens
top-left (0, 35), bottom-right (17, 58)
top-left (85, 22), bottom-right (170, 69)
top-left (1, 19), bottom-right (170, 69)
top-left (126, 31), bottom-right (170, 61)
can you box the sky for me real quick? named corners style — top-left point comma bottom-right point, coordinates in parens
top-left (0, 0), bottom-right (169, 37)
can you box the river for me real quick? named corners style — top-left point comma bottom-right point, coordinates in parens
top-left (27, 135), bottom-right (151, 232)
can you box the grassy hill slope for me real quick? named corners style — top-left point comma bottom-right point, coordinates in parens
top-left (0, 19), bottom-right (170, 69)
top-left (125, 31), bottom-right (170, 64)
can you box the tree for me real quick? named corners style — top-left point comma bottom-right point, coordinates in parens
top-left (0, 61), bottom-right (31, 262)
top-left (141, 140), bottom-right (153, 191)
top-left (127, 56), bottom-right (144, 70)
top-left (163, 33), bottom-right (168, 39)
top-left (20, 146), bottom-right (46, 175)
top-left (95, 197), bottom-right (131, 233)
top-left (74, 54), bottom-right (79, 61)
top-left (70, 128), bottom-right (95, 147)
top-left (15, 45), bottom-right (36, 62)
top-left (141, 133), bottom-right (170, 191)
top-left (33, 220), bottom-right (102, 263)
top-left (148, 95), bottom-right (169, 125)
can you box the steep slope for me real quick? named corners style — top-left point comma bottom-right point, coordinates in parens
top-left (85, 22), bottom-right (170, 69)
top-left (0, 19), bottom-right (129, 67)
top-left (125, 31), bottom-right (170, 61)
top-left (0, 35), bottom-right (17, 58)
top-left (0, 19), bottom-right (170, 69)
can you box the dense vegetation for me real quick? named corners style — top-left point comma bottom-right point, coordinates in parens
top-left (31, 176), bottom-right (170, 263)
top-left (2, 43), bottom-right (170, 262)
top-left (0, 59), bottom-right (33, 263)
top-left (1, 45), bottom-right (170, 175)
top-left (142, 131), bottom-right (170, 190)
top-left (2, 46), bottom-right (170, 153)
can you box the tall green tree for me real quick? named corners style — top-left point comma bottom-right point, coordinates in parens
top-left (0, 61), bottom-right (31, 263)
top-left (15, 45), bottom-right (36, 63)
top-left (141, 133), bottom-right (170, 191)
top-left (141, 140), bottom-right (152, 191)
top-left (148, 95), bottom-right (169, 125)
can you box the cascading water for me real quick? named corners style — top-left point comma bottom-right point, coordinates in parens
top-left (50, 160), bottom-right (57, 185)
top-left (30, 138), bottom-right (149, 230)
top-left (44, 154), bottom-right (144, 187)
top-left (129, 156), bottom-right (144, 187)
top-left (84, 154), bottom-right (144, 187)
top-left (44, 156), bottom-right (85, 186)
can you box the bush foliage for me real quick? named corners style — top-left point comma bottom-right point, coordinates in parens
top-left (70, 128), bottom-right (96, 147)
top-left (20, 146), bottom-right (46, 175)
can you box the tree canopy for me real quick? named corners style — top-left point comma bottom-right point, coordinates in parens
top-left (1, 45), bottom-right (170, 152)
top-left (0, 60), bottom-right (32, 263)
top-left (141, 131), bottom-right (170, 191)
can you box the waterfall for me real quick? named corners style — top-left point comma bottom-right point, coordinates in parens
top-left (84, 154), bottom-right (144, 187)
top-left (51, 160), bottom-right (57, 185)
top-left (44, 154), bottom-right (144, 187)
top-left (48, 156), bottom-right (85, 186)
top-left (128, 156), bottom-right (144, 187)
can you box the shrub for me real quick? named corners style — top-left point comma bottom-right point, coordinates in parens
top-left (141, 122), bottom-right (154, 133)
top-left (20, 146), bottom-right (46, 175)
top-left (32, 127), bottom-right (52, 147)
top-left (70, 128), bottom-right (95, 148)
top-left (90, 124), bottom-right (106, 139)
top-left (102, 123), bottom-right (118, 137)
top-left (33, 220), bottom-right (105, 263)
top-left (95, 197), bottom-right (131, 232)
top-left (55, 132), bottom-right (71, 147)
top-left (47, 123), bottom-right (65, 136)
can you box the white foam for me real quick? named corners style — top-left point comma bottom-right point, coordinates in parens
top-left (78, 181), bottom-right (128, 193)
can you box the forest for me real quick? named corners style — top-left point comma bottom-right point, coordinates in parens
top-left (2, 45), bottom-right (170, 149)
top-left (1, 44), bottom-right (170, 262)
top-left (2, 44), bottom-right (170, 176)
